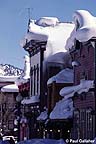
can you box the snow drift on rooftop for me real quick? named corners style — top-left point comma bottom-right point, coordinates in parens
top-left (35, 17), bottom-right (59, 27)
top-left (66, 10), bottom-right (96, 50)
top-left (47, 68), bottom-right (73, 85)
top-left (60, 80), bottom-right (94, 100)
top-left (21, 17), bottom-right (74, 58)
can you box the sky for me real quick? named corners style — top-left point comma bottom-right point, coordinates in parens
top-left (0, 0), bottom-right (95, 69)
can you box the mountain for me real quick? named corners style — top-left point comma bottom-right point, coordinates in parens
top-left (0, 64), bottom-right (23, 76)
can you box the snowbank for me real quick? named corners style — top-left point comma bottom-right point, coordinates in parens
top-left (17, 138), bottom-right (66, 144)
top-left (66, 10), bottom-right (96, 50)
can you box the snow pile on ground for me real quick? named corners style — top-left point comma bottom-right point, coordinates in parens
top-left (17, 138), bottom-right (66, 144)
top-left (66, 10), bottom-right (96, 50)
top-left (47, 68), bottom-right (73, 85)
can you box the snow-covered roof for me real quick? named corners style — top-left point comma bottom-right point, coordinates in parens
top-left (66, 10), bottom-right (96, 50)
top-left (50, 98), bottom-right (74, 119)
top-left (21, 17), bottom-right (74, 58)
top-left (0, 75), bottom-right (19, 82)
top-left (60, 80), bottom-right (94, 100)
top-left (43, 52), bottom-right (72, 73)
top-left (21, 95), bottom-right (39, 105)
top-left (1, 84), bottom-right (19, 93)
top-left (47, 68), bottom-right (73, 85)
top-left (37, 110), bottom-right (48, 121)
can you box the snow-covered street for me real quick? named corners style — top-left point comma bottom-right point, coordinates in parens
top-left (17, 139), bottom-right (65, 144)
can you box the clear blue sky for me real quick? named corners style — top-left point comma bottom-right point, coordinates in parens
top-left (0, 0), bottom-right (95, 69)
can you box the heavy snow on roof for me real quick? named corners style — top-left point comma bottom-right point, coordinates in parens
top-left (1, 84), bottom-right (19, 93)
top-left (60, 80), bottom-right (94, 100)
top-left (20, 17), bottom-right (74, 59)
top-left (47, 68), bottom-right (73, 85)
top-left (66, 10), bottom-right (96, 50)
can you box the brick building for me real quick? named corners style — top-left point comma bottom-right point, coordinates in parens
top-left (64, 10), bottom-right (96, 139)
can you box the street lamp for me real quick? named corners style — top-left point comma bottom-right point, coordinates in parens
top-left (16, 93), bottom-right (22, 142)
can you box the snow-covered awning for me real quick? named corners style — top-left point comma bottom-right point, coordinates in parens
top-left (1, 84), bottom-right (19, 93)
top-left (37, 110), bottom-right (48, 121)
top-left (60, 80), bottom-right (94, 100)
top-left (66, 10), bottom-right (96, 50)
top-left (21, 95), bottom-right (40, 105)
top-left (47, 68), bottom-right (73, 85)
top-left (49, 98), bottom-right (74, 119)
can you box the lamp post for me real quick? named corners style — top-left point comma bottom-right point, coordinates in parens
top-left (16, 93), bottom-right (22, 142)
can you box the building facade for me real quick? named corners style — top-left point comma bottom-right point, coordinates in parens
top-left (70, 39), bottom-right (95, 139)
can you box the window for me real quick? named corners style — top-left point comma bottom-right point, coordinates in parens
top-left (47, 63), bottom-right (63, 79)
top-left (86, 108), bottom-right (93, 139)
top-left (37, 64), bottom-right (39, 95)
top-left (34, 65), bottom-right (36, 95)
top-left (80, 109), bottom-right (86, 139)
top-left (30, 67), bottom-right (33, 95)
top-left (73, 110), bottom-right (80, 139)
top-left (75, 40), bottom-right (81, 50)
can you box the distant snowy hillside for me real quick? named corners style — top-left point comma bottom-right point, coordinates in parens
top-left (0, 64), bottom-right (23, 76)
